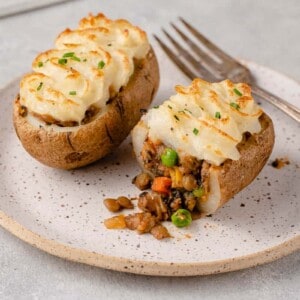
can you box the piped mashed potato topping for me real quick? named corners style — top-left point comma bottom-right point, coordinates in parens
top-left (19, 13), bottom-right (150, 125)
top-left (142, 78), bottom-right (263, 166)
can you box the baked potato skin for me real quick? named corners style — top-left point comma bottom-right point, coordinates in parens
top-left (201, 113), bottom-right (275, 209)
top-left (13, 48), bottom-right (159, 169)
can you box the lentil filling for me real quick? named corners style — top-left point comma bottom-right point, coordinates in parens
top-left (134, 138), bottom-right (205, 221)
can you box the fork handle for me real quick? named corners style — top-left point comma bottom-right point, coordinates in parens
top-left (251, 84), bottom-right (300, 123)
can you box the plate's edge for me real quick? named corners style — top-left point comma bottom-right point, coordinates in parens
top-left (0, 210), bottom-right (299, 276)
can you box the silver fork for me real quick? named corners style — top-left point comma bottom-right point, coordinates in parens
top-left (154, 18), bottom-right (300, 123)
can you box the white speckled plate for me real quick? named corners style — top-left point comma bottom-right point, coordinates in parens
top-left (0, 60), bottom-right (299, 276)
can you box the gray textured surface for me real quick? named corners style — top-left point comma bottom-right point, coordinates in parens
top-left (0, 0), bottom-right (299, 299)
top-left (0, 228), bottom-right (299, 300)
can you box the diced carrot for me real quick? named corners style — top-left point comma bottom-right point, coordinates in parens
top-left (151, 177), bottom-right (172, 194)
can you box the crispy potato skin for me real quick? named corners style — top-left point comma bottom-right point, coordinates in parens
top-left (13, 48), bottom-right (159, 169)
top-left (201, 113), bottom-right (275, 209)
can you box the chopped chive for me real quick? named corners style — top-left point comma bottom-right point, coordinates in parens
top-left (69, 91), bottom-right (77, 95)
top-left (71, 56), bottom-right (81, 62)
top-left (153, 105), bottom-right (159, 109)
top-left (168, 105), bottom-right (173, 109)
top-left (233, 88), bottom-right (243, 96)
top-left (184, 108), bottom-right (192, 114)
top-left (38, 61), bottom-right (43, 67)
top-left (193, 128), bottom-right (199, 135)
top-left (58, 58), bottom-right (68, 65)
top-left (98, 60), bottom-right (105, 69)
top-left (107, 43), bottom-right (112, 46)
top-left (174, 115), bottom-right (179, 121)
top-left (83, 58), bottom-right (87, 62)
top-left (37, 82), bottom-right (43, 91)
top-left (63, 52), bottom-right (75, 58)
top-left (230, 102), bottom-right (240, 110)
top-left (215, 111), bottom-right (221, 119)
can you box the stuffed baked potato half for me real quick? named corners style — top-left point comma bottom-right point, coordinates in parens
top-left (132, 78), bottom-right (275, 216)
top-left (13, 13), bottom-right (159, 169)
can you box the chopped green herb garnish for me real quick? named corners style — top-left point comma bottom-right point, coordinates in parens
top-left (69, 91), bottom-right (77, 95)
top-left (98, 60), bottom-right (105, 69)
top-left (107, 43), bottom-right (112, 46)
top-left (233, 88), bottom-right (243, 96)
top-left (38, 61), bottom-right (43, 67)
top-left (230, 102), bottom-right (240, 110)
top-left (153, 105), bottom-right (159, 109)
top-left (174, 115), bottom-right (179, 121)
top-left (62, 52), bottom-right (81, 62)
top-left (184, 108), bottom-right (192, 114)
top-left (63, 52), bottom-right (75, 58)
top-left (58, 58), bottom-right (68, 65)
top-left (193, 128), bottom-right (199, 135)
top-left (37, 82), bottom-right (43, 91)
top-left (83, 58), bottom-right (87, 62)
top-left (71, 56), bottom-right (81, 62)
top-left (215, 111), bottom-right (221, 119)
top-left (168, 105), bottom-right (173, 110)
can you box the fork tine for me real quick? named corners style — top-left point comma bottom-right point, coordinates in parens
top-left (153, 34), bottom-right (198, 80)
top-left (161, 29), bottom-right (216, 81)
top-left (179, 17), bottom-right (236, 63)
top-left (158, 29), bottom-right (215, 81)
top-left (170, 22), bottom-right (220, 70)
top-left (162, 29), bottom-right (198, 65)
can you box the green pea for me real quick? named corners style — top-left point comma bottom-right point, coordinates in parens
top-left (193, 186), bottom-right (204, 198)
top-left (171, 209), bottom-right (192, 228)
top-left (161, 148), bottom-right (178, 167)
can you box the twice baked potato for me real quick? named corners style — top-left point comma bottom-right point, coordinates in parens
top-left (13, 13), bottom-right (159, 169)
top-left (132, 78), bottom-right (275, 216)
